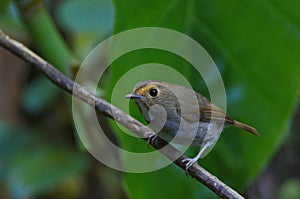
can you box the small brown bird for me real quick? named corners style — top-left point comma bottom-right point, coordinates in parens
top-left (125, 80), bottom-right (259, 169)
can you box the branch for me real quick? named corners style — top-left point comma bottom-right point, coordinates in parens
top-left (0, 30), bottom-right (244, 199)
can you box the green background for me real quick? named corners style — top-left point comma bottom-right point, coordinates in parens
top-left (0, 0), bottom-right (300, 198)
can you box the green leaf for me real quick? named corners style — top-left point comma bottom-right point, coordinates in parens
top-left (108, 0), bottom-right (300, 198)
top-left (124, 165), bottom-right (216, 199)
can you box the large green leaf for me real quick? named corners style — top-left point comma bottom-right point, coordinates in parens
top-left (108, 0), bottom-right (300, 198)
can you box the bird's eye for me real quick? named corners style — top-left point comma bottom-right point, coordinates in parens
top-left (149, 88), bottom-right (158, 97)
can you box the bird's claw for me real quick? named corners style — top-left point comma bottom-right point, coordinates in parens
top-left (182, 158), bottom-right (198, 172)
top-left (146, 134), bottom-right (158, 147)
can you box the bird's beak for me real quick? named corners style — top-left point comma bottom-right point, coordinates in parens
top-left (125, 94), bottom-right (145, 99)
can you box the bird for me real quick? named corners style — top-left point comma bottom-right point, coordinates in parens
top-left (125, 80), bottom-right (259, 169)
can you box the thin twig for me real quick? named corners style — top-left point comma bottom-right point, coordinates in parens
top-left (0, 30), bottom-right (244, 199)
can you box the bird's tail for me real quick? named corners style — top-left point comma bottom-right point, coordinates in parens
top-left (233, 120), bottom-right (260, 136)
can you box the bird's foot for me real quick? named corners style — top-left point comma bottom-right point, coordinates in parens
top-left (182, 157), bottom-right (198, 171)
top-left (146, 133), bottom-right (158, 148)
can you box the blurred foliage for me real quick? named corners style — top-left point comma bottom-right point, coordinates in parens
top-left (278, 179), bottom-right (300, 199)
top-left (1, 0), bottom-right (116, 198)
top-left (15, 0), bottom-right (75, 72)
top-left (0, 0), bottom-right (10, 12)
top-left (0, 122), bottom-right (87, 198)
top-left (0, 0), bottom-right (300, 199)
top-left (56, 0), bottom-right (114, 58)
top-left (0, 1), bottom-right (23, 35)
top-left (22, 76), bottom-right (60, 116)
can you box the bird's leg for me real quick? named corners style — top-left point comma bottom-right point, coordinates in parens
top-left (182, 144), bottom-right (209, 170)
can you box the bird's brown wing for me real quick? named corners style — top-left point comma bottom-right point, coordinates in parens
top-left (196, 94), bottom-right (234, 124)
top-left (198, 95), bottom-right (259, 135)
top-left (200, 102), bottom-right (234, 124)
